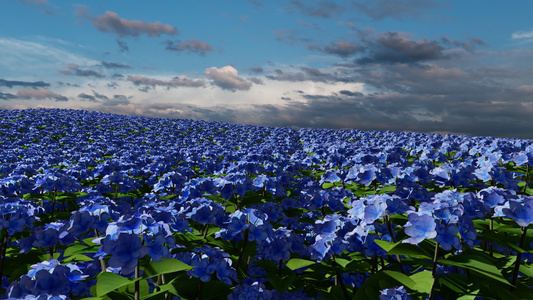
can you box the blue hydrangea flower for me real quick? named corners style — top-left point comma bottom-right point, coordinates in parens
top-left (435, 223), bottom-right (462, 251)
top-left (503, 198), bottom-right (533, 227)
top-left (404, 213), bottom-right (437, 245)
top-left (188, 255), bottom-right (217, 282)
top-left (458, 216), bottom-right (477, 248)
top-left (379, 286), bottom-right (413, 300)
top-left (228, 280), bottom-right (272, 300)
top-left (100, 233), bottom-right (148, 274)
top-left (264, 238), bottom-right (291, 262)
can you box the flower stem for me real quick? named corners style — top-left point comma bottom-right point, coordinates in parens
top-left (523, 164), bottom-right (529, 194)
top-left (511, 226), bottom-right (528, 292)
top-left (489, 217), bottom-right (494, 257)
top-left (202, 224), bottom-right (210, 240)
top-left (196, 280), bottom-right (204, 300)
top-left (235, 229), bottom-right (249, 272)
top-left (51, 187), bottom-right (57, 221)
top-left (135, 261), bottom-right (140, 300)
top-left (331, 255), bottom-right (350, 299)
top-left (0, 229), bottom-right (8, 283)
top-left (384, 212), bottom-right (405, 273)
top-left (431, 241), bottom-right (439, 277)
top-left (429, 241), bottom-right (440, 300)
top-left (94, 229), bottom-right (106, 272)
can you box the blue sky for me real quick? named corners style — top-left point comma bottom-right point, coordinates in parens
top-left (2, 0), bottom-right (533, 139)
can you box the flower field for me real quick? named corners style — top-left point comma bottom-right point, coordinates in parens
top-left (1, 108), bottom-right (533, 299)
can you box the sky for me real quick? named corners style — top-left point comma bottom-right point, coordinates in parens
top-left (1, 0), bottom-right (533, 139)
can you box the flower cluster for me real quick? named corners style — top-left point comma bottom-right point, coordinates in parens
top-left (1, 108), bottom-right (533, 299)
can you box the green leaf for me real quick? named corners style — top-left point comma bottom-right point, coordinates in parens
top-left (83, 236), bottom-right (99, 246)
top-left (64, 244), bottom-right (89, 256)
top-left (124, 279), bottom-right (150, 297)
top-left (286, 258), bottom-right (316, 271)
top-left (62, 253), bottom-right (95, 263)
top-left (439, 251), bottom-right (512, 287)
top-left (436, 273), bottom-right (477, 295)
top-left (409, 271), bottom-right (434, 295)
top-left (267, 272), bottom-right (296, 294)
top-left (253, 260), bottom-right (278, 273)
top-left (142, 257), bottom-right (191, 279)
top-left (353, 270), bottom-right (416, 300)
top-left (374, 239), bottom-right (400, 252)
top-left (519, 264), bottom-right (533, 277)
top-left (95, 272), bottom-right (142, 297)
top-left (201, 280), bottom-right (233, 300)
top-left (374, 239), bottom-right (430, 258)
top-left (480, 229), bottom-right (527, 253)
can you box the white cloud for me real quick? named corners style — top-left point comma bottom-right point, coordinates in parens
top-left (511, 30), bottom-right (533, 39)
top-left (205, 66), bottom-right (253, 92)
top-left (0, 37), bottom-right (99, 79)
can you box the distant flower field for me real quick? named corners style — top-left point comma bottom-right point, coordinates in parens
top-left (1, 108), bottom-right (533, 299)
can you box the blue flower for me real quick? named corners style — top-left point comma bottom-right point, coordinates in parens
top-left (503, 198), bottom-right (533, 227)
top-left (215, 260), bottom-right (237, 285)
top-left (379, 285), bottom-right (413, 300)
top-left (435, 223), bottom-right (462, 251)
top-left (228, 279), bottom-right (272, 300)
top-left (32, 228), bottom-right (59, 248)
top-left (404, 213), bottom-right (436, 245)
top-left (188, 255), bottom-right (216, 282)
top-left (101, 233), bottom-right (148, 274)
top-left (144, 232), bottom-right (172, 262)
top-left (264, 238), bottom-right (291, 262)
top-left (458, 216), bottom-right (477, 248)
top-left (364, 196), bottom-right (387, 225)
top-left (363, 233), bottom-right (388, 258)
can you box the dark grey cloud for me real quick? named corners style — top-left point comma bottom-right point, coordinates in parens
top-left (356, 32), bottom-right (446, 64)
top-left (0, 92), bottom-right (16, 100)
top-left (309, 31), bottom-right (452, 63)
top-left (339, 90), bottom-right (363, 97)
top-left (286, 0), bottom-right (345, 19)
top-left (0, 79), bottom-right (50, 88)
top-left (205, 66), bottom-right (253, 92)
top-left (107, 82), bottom-right (118, 89)
top-left (78, 90), bottom-right (111, 102)
top-left (127, 75), bottom-right (206, 90)
top-left (466, 36), bottom-right (487, 46)
top-left (249, 66), bottom-right (264, 73)
top-left (266, 66), bottom-right (354, 83)
top-left (441, 36), bottom-right (486, 52)
top-left (111, 73), bottom-right (124, 79)
top-left (248, 77), bottom-right (264, 85)
top-left (58, 64), bottom-right (104, 78)
top-left (238, 85), bottom-right (533, 139)
top-left (308, 41), bottom-right (364, 57)
top-left (78, 10), bottom-right (178, 37)
top-left (116, 39), bottom-right (129, 52)
top-left (103, 94), bottom-right (130, 106)
top-left (165, 40), bottom-right (213, 56)
top-left (93, 91), bottom-right (110, 100)
top-left (351, 0), bottom-right (441, 21)
top-left (57, 82), bottom-right (81, 88)
top-left (101, 61), bottom-right (131, 69)
top-left (15, 88), bottom-right (68, 102)
top-left (78, 93), bottom-right (97, 102)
